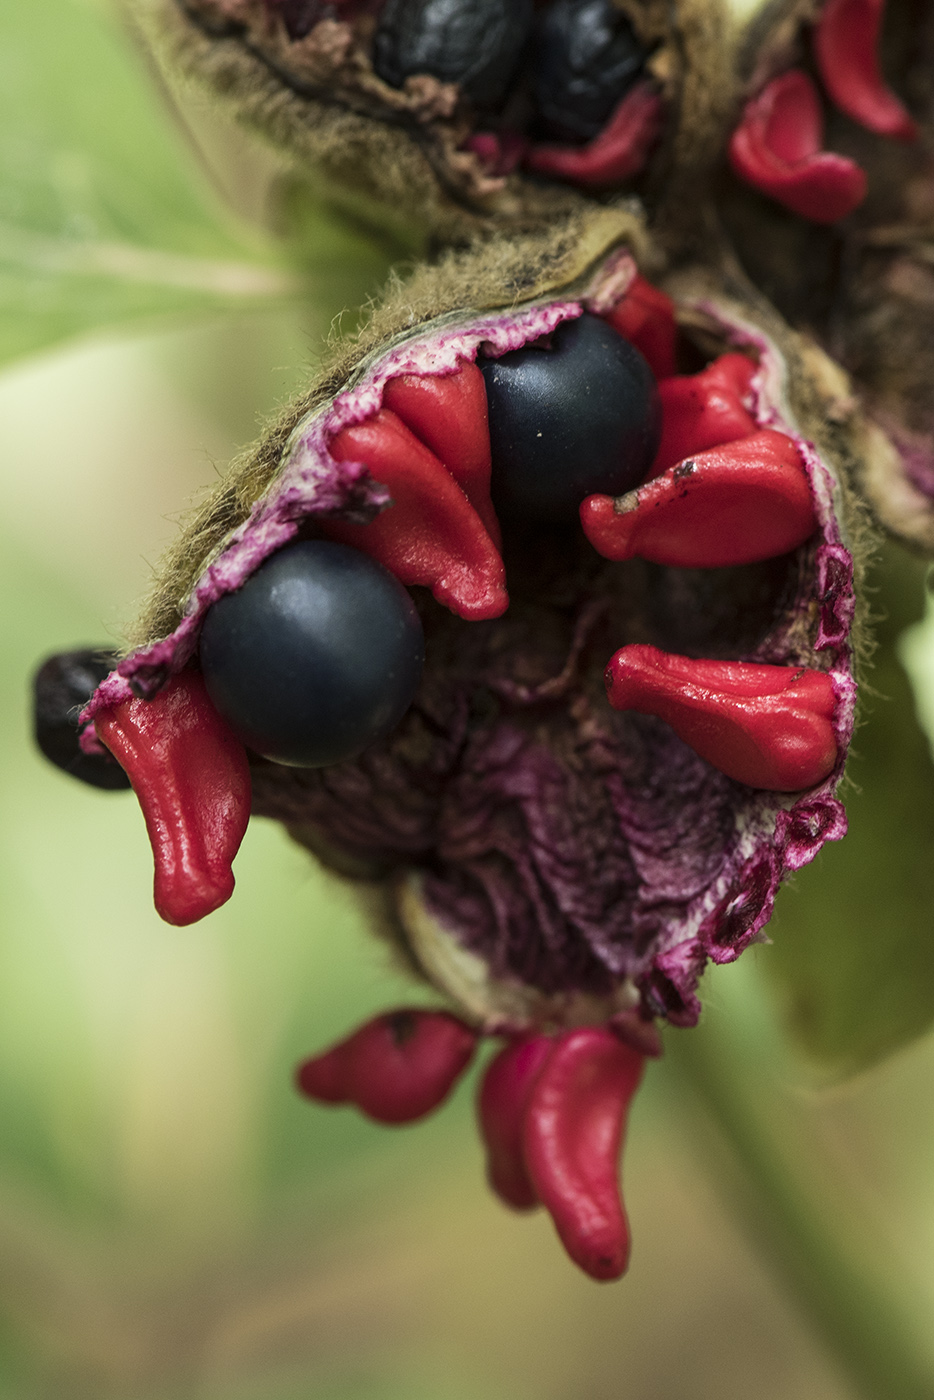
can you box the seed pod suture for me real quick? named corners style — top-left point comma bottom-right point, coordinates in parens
top-left (52, 203), bottom-right (892, 1278)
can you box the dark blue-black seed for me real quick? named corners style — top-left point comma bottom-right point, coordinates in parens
top-left (373, 0), bottom-right (534, 108)
top-left (480, 312), bottom-right (661, 525)
top-left (32, 650), bottom-right (131, 791)
top-left (199, 540), bottom-right (425, 768)
top-left (534, 0), bottom-right (649, 143)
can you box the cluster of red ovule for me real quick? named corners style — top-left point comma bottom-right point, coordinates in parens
top-left (728, 0), bottom-right (916, 222)
top-left (325, 362), bottom-right (507, 621)
top-left (298, 1008), bottom-right (646, 1282)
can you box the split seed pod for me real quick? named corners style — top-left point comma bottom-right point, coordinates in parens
top-left (62, 205), bottom-right (887, 1275)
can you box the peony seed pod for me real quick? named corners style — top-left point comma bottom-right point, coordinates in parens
top-left (40, 204), bottom-right (900, 1278)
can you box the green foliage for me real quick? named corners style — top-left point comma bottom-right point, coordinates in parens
top-left (0, 0), bottom-right (380, 365)
top-left (765, 543), bottom-right (934, 1077)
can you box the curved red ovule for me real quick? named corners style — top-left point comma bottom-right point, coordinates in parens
top-left (581, 429), bottom-right (817, 568)
top-left (815, 0), bottom-right (917, 141)
top-left (94, 671), bottom-right (252, 926)
top-left (525, 81), bottom-right (663, 189)
top-left (296, 1009), bottom-right (478, 1124)
top-left (464, 130), bottom-right (529, 177)
top-left (605, 646), bottom-right (838, 791)
top-left (326, 408), bottom-right (508, 621)
top-left (602, 274), bottom-right (678, 379)
top-left (477, 1034), bottom-right (553, 1210)
top-left (382, 360), bottom-right (501, 546)
top-left (522, 1029), bottom-right (645, 1282)
top-left (650, 354), bottom-right (758, 479)
top-left (728, 69), bottom-right (867, 222)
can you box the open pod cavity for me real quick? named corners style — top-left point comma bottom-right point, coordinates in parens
top-left (77, 206), bottom-right (872, 1031)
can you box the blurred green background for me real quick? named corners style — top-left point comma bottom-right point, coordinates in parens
top-left (4, 2), bottom-right (934, 1397)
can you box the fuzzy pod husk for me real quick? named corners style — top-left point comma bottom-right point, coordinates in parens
top-left (127, 0), bottom-right (741, 248)
top-left (86, 204), bottom-right (878, 1032)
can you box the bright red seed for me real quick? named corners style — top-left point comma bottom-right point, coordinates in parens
top-left (525, 81), bottom-right (663, 189)
top-left (604, 646), bottom-right (838, 791)
top-left (649, 354), bottom-right (758, 479)
top-left (602, 273), bottom-right (678, 379)
top-left (476, 1034), bottom-right (554, 1210)
top-left (522, 1028), bottom-right (645, 1282)
top-left (814, 0), bottom-right (917, 141)
top-left (728, 69), bottom-right (868, 222)
top-left (296, 1009), bottom-right (478, 1124)
top-left (94, 671), bottom-right (252, 926)
top-left (580, 429), bottom-right (817, 568)
top-left (382, 360), bottom-right (501, 545)
top-left (326, 407), bottom-right (508, 621)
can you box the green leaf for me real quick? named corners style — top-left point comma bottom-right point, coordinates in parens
top-left (0, 0), bottom-right (304, 365)
top-left (765, 543), bottom-right (934, 1077)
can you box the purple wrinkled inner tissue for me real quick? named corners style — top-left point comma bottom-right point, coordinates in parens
top-left (81, 275), bottom-right (856, 1027)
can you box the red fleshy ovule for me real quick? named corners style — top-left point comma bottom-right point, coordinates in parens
top-left (296, 1009), bottom-right (478, 1124)
top-left (464, 131), bottom-right (529, 178)
top-left (581, 429), bottom-right (817, 568)
top-left (522, 1029), bottom-right (645, 1282)
top-left (94, 671), bottom-right (252, 926)
top-left (382, 360), bottom-right (501, 546)
top-left (649, 353), bottom-right (758, 478)
top-left (525, 81), bottom-right (663, 189)
top-left (605, 646), bottom-right (838, 791)
top-left (326, 407), bottom-right (508, 621)
top-left (477, 1034), bottom-right (554, 1210)
top-left (728, 69), bottom-right (868, 222)
top-left (814, 0), bottom-right (917, 141)
top-left (602, 274), bottom-right (678, 379)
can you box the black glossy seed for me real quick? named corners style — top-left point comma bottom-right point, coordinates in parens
top-left (373, 0), bottom-right (533, 108)
top-left (534, 0), bottom-right (649, 143)
top-left (480, 312), bottom-right (661, 525)
top-left (32, 650), bottom-right (131, 791)
top-left (199, 540), bottom-right (425, 768)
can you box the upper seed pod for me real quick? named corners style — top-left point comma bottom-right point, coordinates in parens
top-left (373, 0), bottom-right (534, 109)
top-left (131, 0), bottom-right (684, 240)
top-left (533, 0), bottom-right (650, 143)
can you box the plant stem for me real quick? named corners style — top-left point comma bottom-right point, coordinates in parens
top-left (664, 963), bottom-right (934, 1400)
